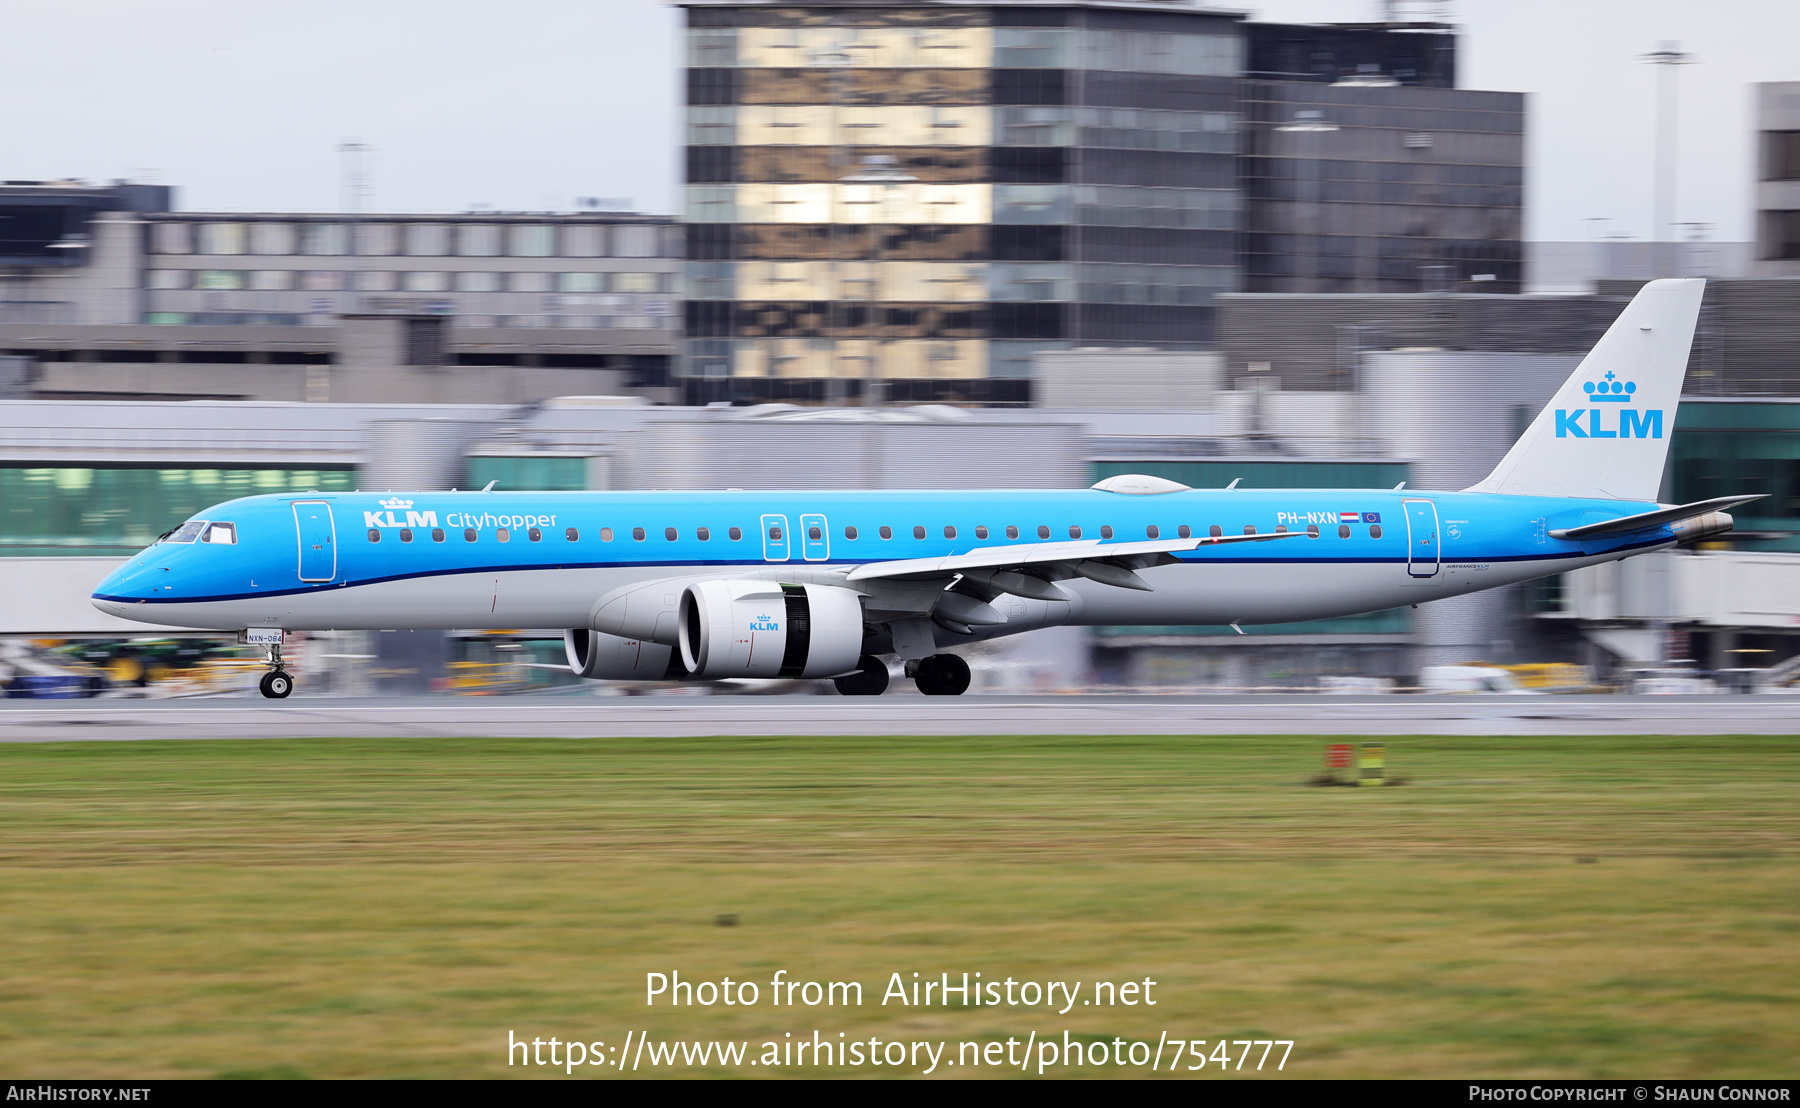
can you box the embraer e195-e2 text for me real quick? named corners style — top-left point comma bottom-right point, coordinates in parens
top-left (93, 279), bottom-right (1755, 698)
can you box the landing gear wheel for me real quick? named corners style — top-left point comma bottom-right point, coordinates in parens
top-left (834, 655), bottom-right (891, 697)
top-left (913, 653), bottom-right (971, 697)
top-left (259, 671), bottom-right (293, 699)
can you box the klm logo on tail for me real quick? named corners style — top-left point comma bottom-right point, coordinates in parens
top-left (1555, 373), bottom-right (1663, 439)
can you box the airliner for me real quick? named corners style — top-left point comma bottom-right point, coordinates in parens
top-left (92, 279), bottom-right (1755, 698)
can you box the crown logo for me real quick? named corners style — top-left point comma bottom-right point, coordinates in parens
top-left (1583, 371), bottom-right (1636, 403)
top-left (379, 497), bottom-right (414, 510)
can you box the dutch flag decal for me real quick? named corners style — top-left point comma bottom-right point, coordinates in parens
top-left (1338, 511), bottom-right (1361, 524)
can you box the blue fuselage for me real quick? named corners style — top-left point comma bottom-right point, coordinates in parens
top-left (92, 486), bottom-right (1672, 635)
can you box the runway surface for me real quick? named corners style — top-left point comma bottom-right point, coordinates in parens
top-left (2, 693), bottom-right (1796, 741)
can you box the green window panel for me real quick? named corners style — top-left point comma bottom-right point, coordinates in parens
top-left (1667, 437), bottom-right (1800, 551)
top-left (1674, 401), bottom-right (1800, 432)
top-left (1090, 460), bottom-right (1409, 491)
top-left (0, 466), bottom-right (355, 556)
top-left (464, 456), bottom-right (591, 492)
top-left (1664, 403), bottom-right (1800, 550)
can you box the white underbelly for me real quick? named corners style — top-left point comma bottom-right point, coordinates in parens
top-left (1067, 553), bottom-right (1612, 625)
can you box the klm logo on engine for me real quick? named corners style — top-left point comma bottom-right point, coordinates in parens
top-left (748, 612), bottom-right (781, 632)
top-left (1555, 372), bottom-right (1662, 439)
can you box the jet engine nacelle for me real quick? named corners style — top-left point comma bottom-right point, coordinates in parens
top-left (1670, 510), bottom-right (1733, 546)
top-left (564, 628), bottom-right (681, 680)
top-left (678, 580), bottom-right (864, 679)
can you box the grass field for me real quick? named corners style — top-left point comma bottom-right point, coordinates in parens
top-left (0, 733), bottom-right (1795, 1079)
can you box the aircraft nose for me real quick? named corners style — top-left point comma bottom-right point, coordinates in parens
top-left (92, 558), bottom-right (161, 609)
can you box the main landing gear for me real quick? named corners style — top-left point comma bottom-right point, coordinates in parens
top-left (910, 653), bottom-right (971, 697)
top-left (258, 642), bottom-right (293, 699)
top-left (833, 655), bottom-right (891, 697)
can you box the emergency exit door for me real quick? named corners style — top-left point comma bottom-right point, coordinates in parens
top-left (1404, 499), bottom-right (1440, 578)
top-left (799, 513), bottom-right (829, 561)
top-left (293, 501), bottom-right (337, 582)
top-left (760, 514), bottom-right (789, 562)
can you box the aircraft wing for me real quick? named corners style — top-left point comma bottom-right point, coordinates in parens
top-left (844, 530), bottom-right (1310, 592)
top-left (1549, 494), bottom-right (1765, 539)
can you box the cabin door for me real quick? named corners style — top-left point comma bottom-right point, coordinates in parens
top-left (1404, 498), bottom-right (1440, 579)
top-left (293, 501), bottom-right (337, 582)
top-left (760, 514), bottom-right (790, 562)
top-left (799, 513), bottom-right (829, 561)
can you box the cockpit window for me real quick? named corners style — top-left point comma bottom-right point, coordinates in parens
top-left (161, 521), bottom-right (207, 544)
top-left (203, 522), bottom-right (237, 545)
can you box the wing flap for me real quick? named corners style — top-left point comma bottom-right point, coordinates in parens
top-left (844, 530), bottom-right (1309, 584)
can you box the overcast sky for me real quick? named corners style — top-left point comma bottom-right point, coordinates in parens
top-left (3, 0), bottom-right (1793, 241)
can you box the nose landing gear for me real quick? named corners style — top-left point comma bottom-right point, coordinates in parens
top-left (258, 642), bottom-right (294, 699)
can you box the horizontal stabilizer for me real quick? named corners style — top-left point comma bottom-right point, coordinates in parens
top-left (1548, 495), bottom-right (1765, 539)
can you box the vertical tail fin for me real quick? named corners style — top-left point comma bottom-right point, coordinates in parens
top-left (1467, 278), bottom-right (1703, 501)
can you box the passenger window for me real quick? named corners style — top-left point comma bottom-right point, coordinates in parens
top-left (632, 527), bottom-right (645, 541)
top-left (1209, 525), bottom-right (1222, 538)
top-left (566, 527), bottom-right (579, 541)
top-left (665, 527), bottom-right (678, 541)
top-left (1145, 524), bottom-right (1158, 539)
top-left (1006, 525), bottom-right (1019, 539)
top-left (1338, 524), bottom-right (1350, 539)
top-left (204, 522), bottom-right (236, 544)
top-left (528, 527), bottom-right (541, 542)
top-left (975, 525), bottom-right (988, 540)
top-left (943, 525), bottom-right (956, 539)
top-left (464, 528), bottom-right (477, 542)
top-left (1037, 525), bottom-right (1050, 539)
top-left (809, 525), bottom-right (823, 540)
top-left (1100, 525), bottom-right (1113, 539)
top-left (913, 526), bottom-right (926, 540)
top-left (697, 527), bottom-right (710, 541)
top-left (368, 529), bottom-right (381, 543)
top-left (769, 525), bottom-right (781, 540)
top-left (497, 528), bottom-right (511, 542)
top-left (433, 528), bottom-right (446, 542)
top-left (880, 526), bottom-right (893, 540)
top-left (600, 527), bottom-right (613, 541)
top-left (1307, 524), bottom-right (1320, 537)
top-left (1177, 525), bottom-right (1190, 539)
top-left (1370, 524), bottom-right (1383, 539)
top-left (845, 525), bottom-right (858, 540)
top-left (1243, 525), bottom-right (1256, 535)
top-left (729, 526), bottom-right (742, 541)
top-left (1069, 525), bottom-right (1082, 539)
top-left (400, 528), bottom-right (414, 543)
top-left (1275, 524), bottom-right (1288, 533)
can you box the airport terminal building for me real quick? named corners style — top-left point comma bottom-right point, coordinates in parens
top-left (0, 182), bottom-right (683, 405)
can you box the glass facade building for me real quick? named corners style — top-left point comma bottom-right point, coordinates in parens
top-left (680, 2), bottom-right (1243, 402)
top-left (1239, 80), bottom-right (1524, 293)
